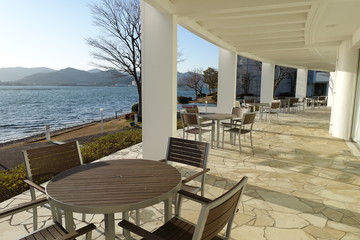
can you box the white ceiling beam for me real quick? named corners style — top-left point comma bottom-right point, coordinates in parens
top-left (238, 42), bottom-right (306, 51)
top-left (173, 0), bottom-right (345, 16)
top-left (230, 36), bottom-right (304, 45)
top-left (224, 31), bottom-right (304, 41)
top-left (211, 23), bottom-right (305, 35)
top-left (200, 13), bottom-right (307, 29)
top-left (192, 6), bottom-right (311, 21)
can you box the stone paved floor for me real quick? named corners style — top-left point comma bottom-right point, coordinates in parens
top-left (1, 108), bottom-right (360, 239)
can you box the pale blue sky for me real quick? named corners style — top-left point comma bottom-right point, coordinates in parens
top-left (0, 0), bottom-right (218, 73)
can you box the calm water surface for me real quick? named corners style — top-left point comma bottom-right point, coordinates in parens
top-left (0, 86), bottom-right (197, 143)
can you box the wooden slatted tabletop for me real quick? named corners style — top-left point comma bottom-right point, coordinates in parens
top-left (46, 159), bottom-right (182, 214)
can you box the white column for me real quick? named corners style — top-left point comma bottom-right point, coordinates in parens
top-left (260, 62), bottom-right (275, 103)
top-left (217, 48), bottom-right (237, 113)
top-left (331, 38), bottom-right (358, 139)
top-left (141, 1), bottom-right (177, 159)
top-left (329, 72), bottom-right (336, 134)
top-left (327, 72), bottom-right (335, 107)
top-left (295, 69), bottom-right (308, 98)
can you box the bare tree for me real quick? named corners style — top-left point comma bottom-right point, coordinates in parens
top-left (274, 66), bottom-right (294, 93)
top-left (255, 61), bottom-right (295, 94)
top-left (87, 0), bottom-right (142, 115)
top-left (183, 69), bottom-right (204, 99)
top-left (203, 67), bottom-right (218, 95)
top-left (241, 72), bottom-right (254, 94)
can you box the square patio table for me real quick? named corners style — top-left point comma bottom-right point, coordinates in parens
top-left (200, 113), bottom-right (237, 148)
top-left (247, 103), bottom-right (270, 120)
top-left (46, 159), bottom-right (182, 240)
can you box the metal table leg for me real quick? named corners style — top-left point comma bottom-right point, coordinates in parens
top-left (105, 213), bottom-right (115, 240)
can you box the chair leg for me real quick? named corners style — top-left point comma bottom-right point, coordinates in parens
top-left (222, 130), bottom-right (225, 148)
top-left (135, 209), bottom-right (140, 225)
top-left (32, 206), bottom-right (38, 230)
top-left (210, 131), bottom-right (214, 148)
top-left (201, 175), bottom-right (206, 197)
top-left (238, 134), bottom-right (242, 152)
top-left (250, 132), bottom-right (254, 154)
top-left (30, 188), bottom-right (38, 231)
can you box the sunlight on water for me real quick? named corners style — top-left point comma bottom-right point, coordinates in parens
top-left (0, 86), bottom-right (198, 143)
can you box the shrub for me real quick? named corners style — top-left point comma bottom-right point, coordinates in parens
top-left (178, 96), bottom-right (192, 104)
top-left (0, 129), bottom-right (142, 202)
top-left (81, 129), bottom-right (142, 163)
top-left (0, 164), bottom-right (27, 202)
top-left (177, 119), bottom-right (183, 129)
top-left (131, 103), bottom-right (139, 113)
top-left (212, 93), bottom-right (217, 102)
top-left (196, 93), bottom-right (206, 98)
top-left (125, 112), bottom-right (135, 120)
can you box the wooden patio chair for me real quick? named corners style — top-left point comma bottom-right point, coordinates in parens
top-left (289, 97), bottom-right (299, 113)
top-left (222, 112), bottom-right (256, 153)
top-left (118, 176), bottom-right (248, 240)
top-left (221, 106), bottom-right (248, 127)
top-left (165, 137), bottom-right (210, 197)
top-left (184, 106), bottom-right (199, 113)
top-left (185, 106), bottom-right (213, 125)
top-left (180, 112), bottom-right (214, 147)
top-left (262, 100), bottom-right (281, 122)
top-left (314, 96), bottom-right (327, 108)
top-left (0, 198), bottom-right (96, 240)
top-left (22, 141), bottom-right (84, 230)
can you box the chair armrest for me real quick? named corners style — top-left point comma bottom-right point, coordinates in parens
top-left (24, 179), bottom-right (46, 194)
top-left (178, 189), bottom-right (211, 204)
top-left (118, 220), bottom-right (165, 240)
top-left (0, 197), bottom-right (47, 218)
top-left (58, 223), bottom-right (96, 240)
top-left (182, 168), bottom-right (210, 184)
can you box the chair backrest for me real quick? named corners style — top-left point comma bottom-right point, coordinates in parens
top-left (193, 176), bottom-right (248, 240)
top-left (166, 137), bottom-right (209, 169)
top-left (181, 112), bottom-right (200, 127)
top-left (244, 99), bottom-right (255, 104)
top-left (232, 107), bottom-right (248, 119)
top-left (23, 141), bottom-right (83, 182)
top-left (289, 98), bottom-right (299, 104)
top-left (242, 112), bottom-right (256, 126)
top-left (185, 106), bottom-right (199, 114)
top-left (271, 101), bottom-right (281, 109)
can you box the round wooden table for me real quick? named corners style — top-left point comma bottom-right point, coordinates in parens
top-left (46, 159), bottom-right (182, 240)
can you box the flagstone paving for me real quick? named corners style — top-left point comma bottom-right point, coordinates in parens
top-left (1, 108), bottom-right (359, 239)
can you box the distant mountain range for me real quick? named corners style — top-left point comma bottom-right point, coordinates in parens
top-left (0, 67), bottom-right (134, 86)
top-left (0, 67), bottom-right (55, 82)
top-left (0, 67), bottom-right (193, 87)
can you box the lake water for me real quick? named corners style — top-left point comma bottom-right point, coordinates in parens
top-left (0, 86), bottom-right (201, 144)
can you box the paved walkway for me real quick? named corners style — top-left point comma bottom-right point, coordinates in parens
top-left (1, 108), bottom-right (360, 239)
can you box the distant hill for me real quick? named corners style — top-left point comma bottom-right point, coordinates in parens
top-left (0, 67), bottom-right (193, 86)
top-left (1, 68), bottom-right (134, 86)
top-left (87, 68), bottom-right (102, 73)
top-left (0, 67), bottom-right (55, 82)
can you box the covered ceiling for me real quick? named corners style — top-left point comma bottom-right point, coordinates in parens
top-left (145, 0), bottom-right (360, 72)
